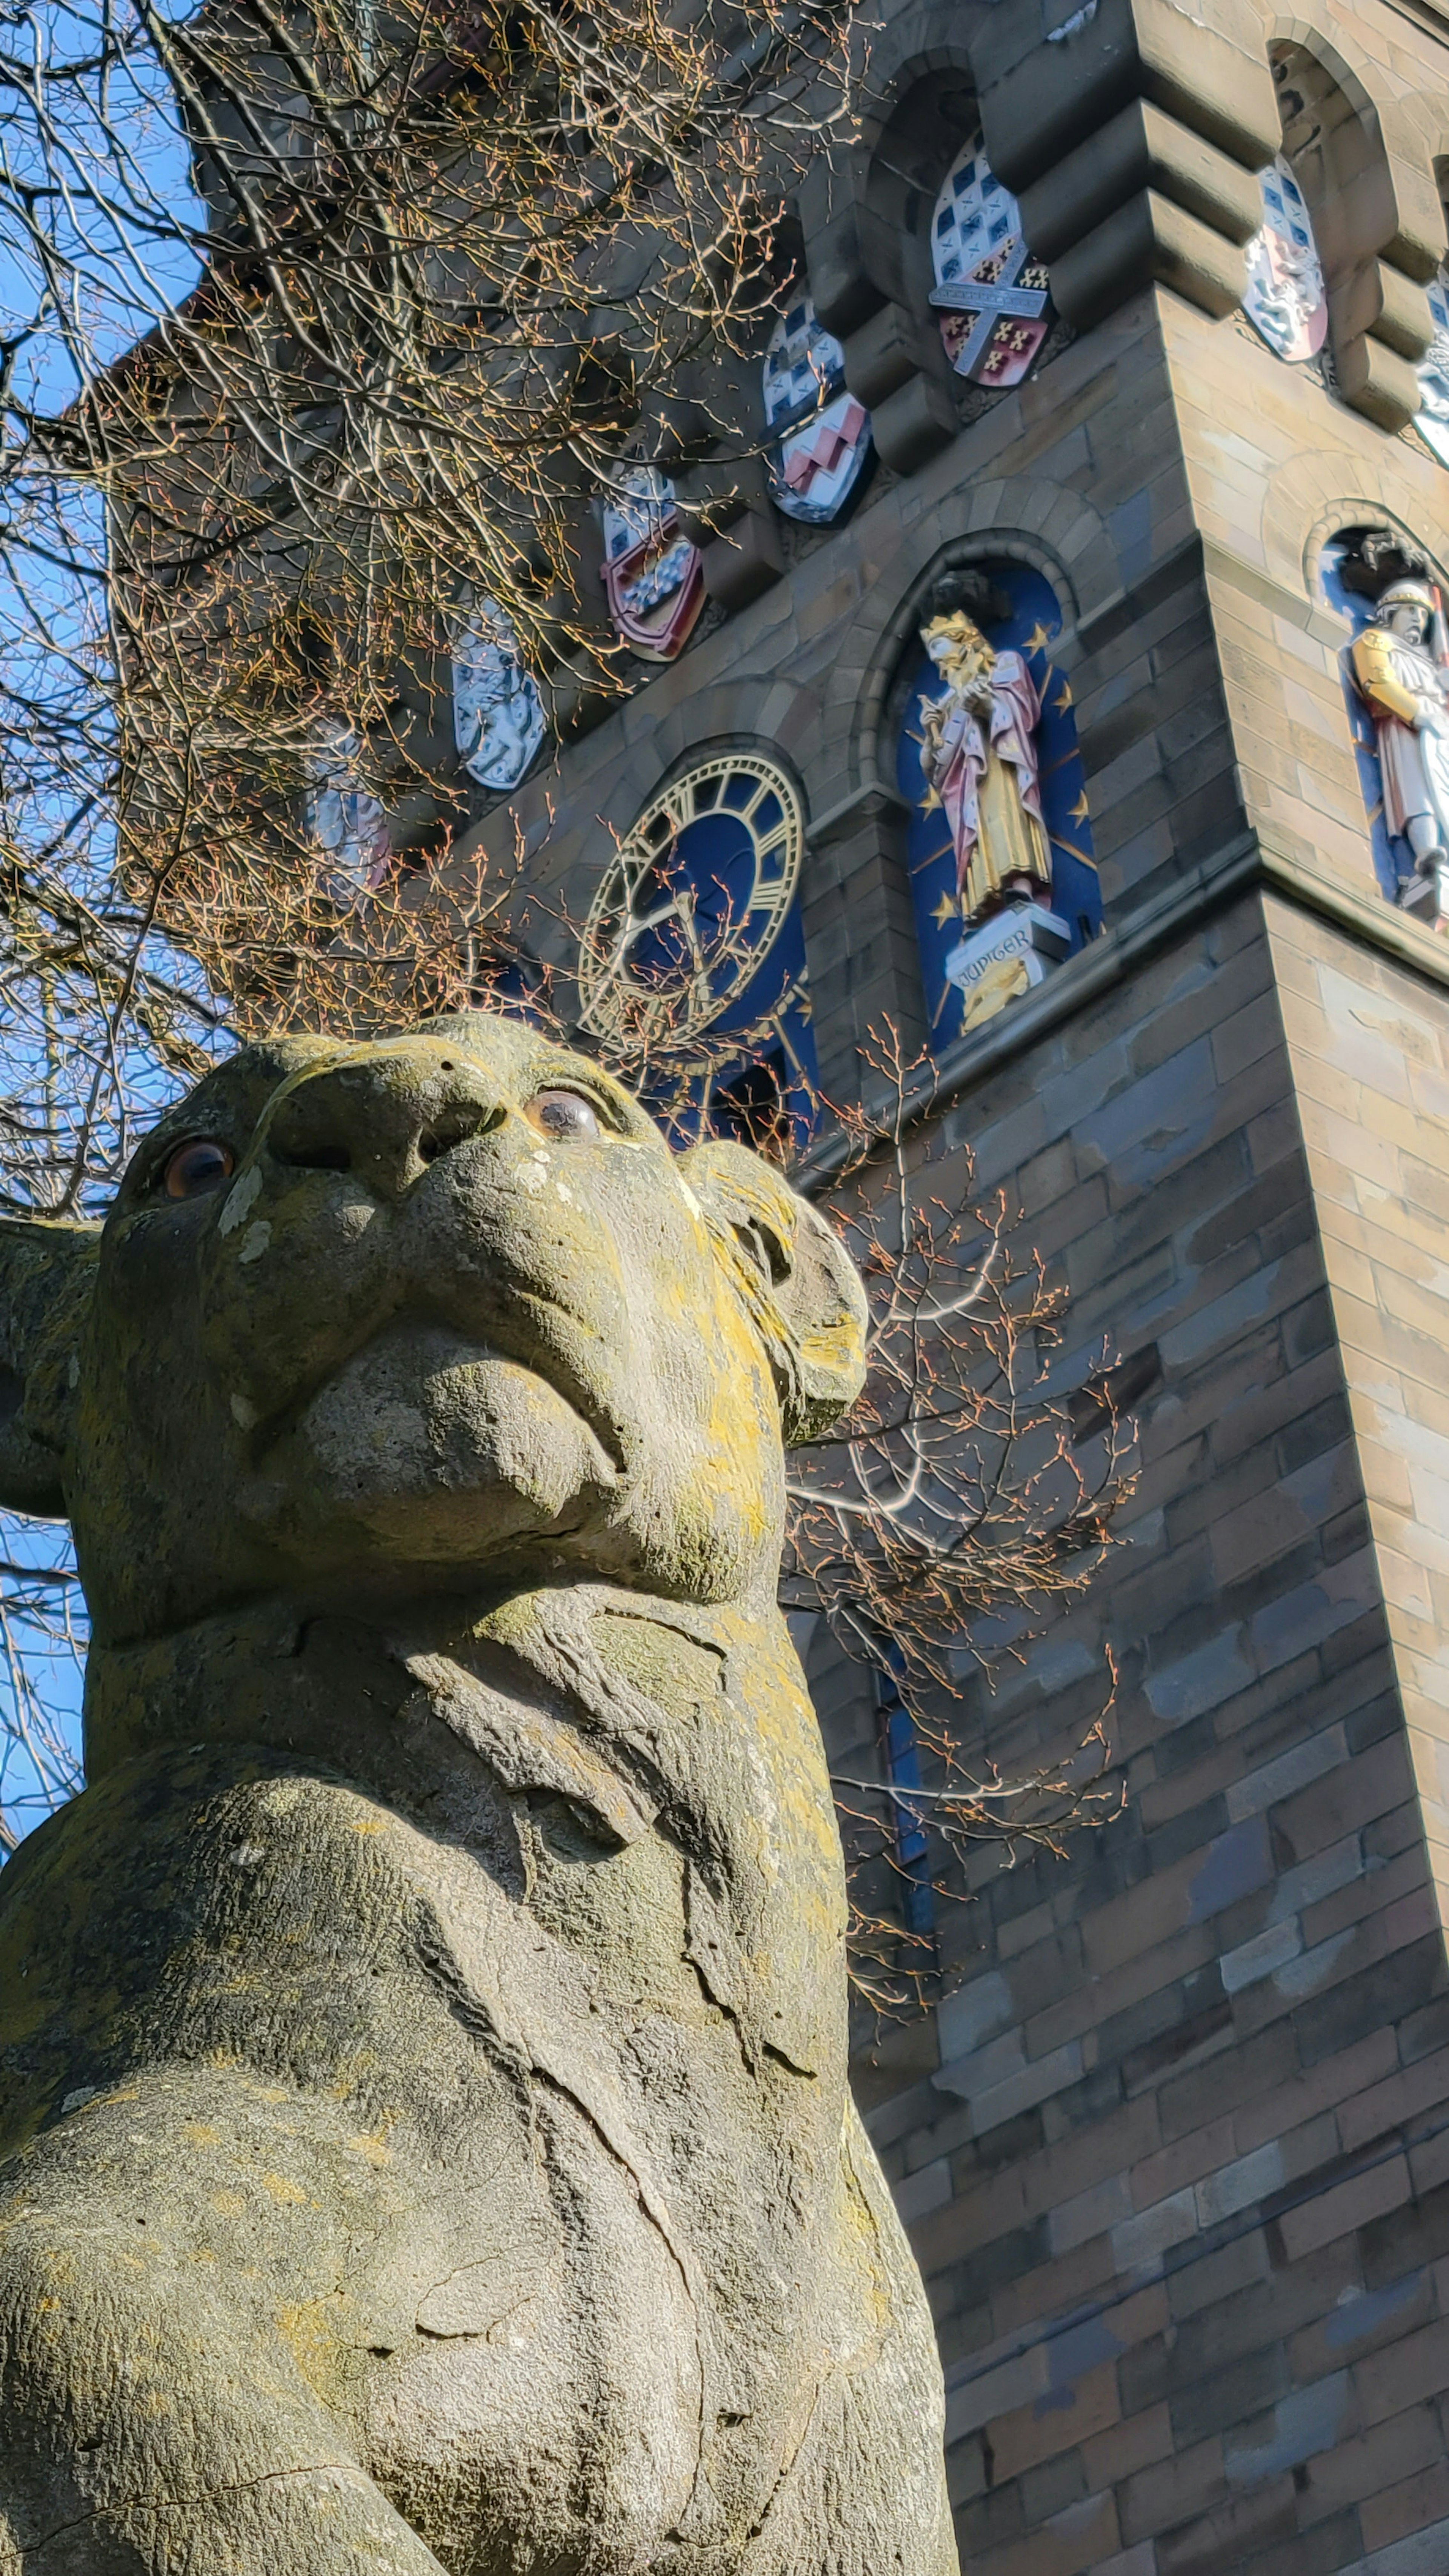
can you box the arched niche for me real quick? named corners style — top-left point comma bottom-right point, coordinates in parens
top-left (821, 50), bottom-right (1066, 420)
top-left (1270, 35), bottom-right (1394, 301)
top-left (1257, 29), bottom-right (1431, 426)
top-left (1319, 522), bottom-right (1449, 921)
top-left (886, 555), bottom-right (1100, 1055)
top-left (795, 2), bottom-right (1008, 469)
top-left (855, 63), bottom-right (984, 326)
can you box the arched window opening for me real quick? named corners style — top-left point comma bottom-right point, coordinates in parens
top-left (1243, 39), bottom-right (1401, 395)
top-left (1270, 40), bottom-right (1392, 297)
top-left (860, 66), bottom-right (983, 312)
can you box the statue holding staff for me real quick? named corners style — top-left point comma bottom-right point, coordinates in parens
top-left (917, 602), bottom-right (1051, 923)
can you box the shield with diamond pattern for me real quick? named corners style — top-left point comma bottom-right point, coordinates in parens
top-left (763, 294), bottom-right (873, 524)
top-left (601, 468), bottom-right (705, 661)
top-left (928, 132), bottom-right (1052, 389)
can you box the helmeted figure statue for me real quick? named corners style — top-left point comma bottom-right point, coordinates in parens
top-left (0, 1013), bottom-right (958, 2576)
top-left (1350, 576), bottom-right (1449, 912)
top-left (918, 604), bottom-right (1051, 923)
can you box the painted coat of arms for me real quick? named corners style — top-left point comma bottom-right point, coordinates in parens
top-left (601, 467), bottom-right (705, 662)
top-left (1243, 157), bottom-right (1327, 364)
top-left (453, 597), bottom-right (546, 791)
top-left (762, 294), bottom-right (872, 524)
top-left (307, 726), bottom-right (390, 898)
top-left (928, 133), bottom-right (1051, 389)
top-left (1417, 267), bottom-right (1449, 469)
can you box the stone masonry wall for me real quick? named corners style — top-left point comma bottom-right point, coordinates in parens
top-left (1269, 898), bottom-right (1449, 1969)
top-left (812, 889), bottom-right (1449, 2576)
top-left (429, 4), bottom-right (1449, 2562)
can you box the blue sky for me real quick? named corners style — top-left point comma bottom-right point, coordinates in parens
top-left (0, 0), bottom-right (209, 1852)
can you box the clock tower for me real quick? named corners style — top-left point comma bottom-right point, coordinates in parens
top-left (439, 2), bottom-right (1449, 2568)
top-left (116, 0), bottom-right (1449, 2560)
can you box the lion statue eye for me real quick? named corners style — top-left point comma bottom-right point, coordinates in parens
top-left (162, 1138), bottom-right (237, 1200)
top-left (525, 1089), bottom-right (600, 1141)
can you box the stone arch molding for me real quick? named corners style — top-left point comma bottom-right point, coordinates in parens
top-left (797, 0), bottom-right (1000, 478)
top-left (1301, 495), bottom-right (1449, 621)
top-left (1389, 91), bottom-right (1449, 234)
top-left (1264, 15), bottom-right (1445, 281)
top-left (1263, 16), bottom-right (1437, 429)
top-left (818, 476), bottom-right (1116, 801)
top-left (850, 1), bottom-right (994, 162)
top-left (1255, 448), bottom-right (1449, 610)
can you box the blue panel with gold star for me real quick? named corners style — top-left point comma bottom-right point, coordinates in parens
top-left (896, 563), bottom-right (1099, 1052)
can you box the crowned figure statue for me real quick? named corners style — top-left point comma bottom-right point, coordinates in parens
top-left (1350, 577), bottom-right (1449, 909)
top-left (917, 599), bottom-right (1051, 923)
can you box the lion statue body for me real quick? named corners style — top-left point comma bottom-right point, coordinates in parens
top-left (0, 1017), bottom-right (957, 2574)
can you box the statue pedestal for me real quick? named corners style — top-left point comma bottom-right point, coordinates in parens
top-left (943, 901), bottom-right (1071, 1011)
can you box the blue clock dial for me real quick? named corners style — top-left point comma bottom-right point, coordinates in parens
top-left (578, 755), bottom-right (804, 1048)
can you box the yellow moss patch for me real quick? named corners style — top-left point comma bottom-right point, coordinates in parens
top-left (275, 2295), bottom-right (348, 2402)
top-left (260, 2171), bottom-right (309, 2205)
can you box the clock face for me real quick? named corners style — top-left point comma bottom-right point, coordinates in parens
top-left (577, 754), bottom-right (804, 1047)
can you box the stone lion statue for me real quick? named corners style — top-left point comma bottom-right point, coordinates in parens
top-left (0, 1016), bottom-right (957, 2574)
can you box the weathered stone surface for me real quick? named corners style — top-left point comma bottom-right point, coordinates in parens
top-left (0, 1015), bottom-right (957, 2574)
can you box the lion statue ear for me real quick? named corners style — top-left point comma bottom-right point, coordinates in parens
top-left (680, 1141), bottom-right (869, 1446)
top-left (0, 1216), bottom-right (100, 1516)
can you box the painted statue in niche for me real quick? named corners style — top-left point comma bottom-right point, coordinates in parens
top-left (1350, 577), bottom-right (1449, 914)
top-left (1324, 531), bottom-right (1449, 921)
top-left (917, 591), bottom-right (1051, 921)
top-left (897, 564), bottom-right (1100, 1052)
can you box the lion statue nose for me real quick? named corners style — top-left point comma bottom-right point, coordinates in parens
top-left (265, 1040), bottom-right (506, 1202)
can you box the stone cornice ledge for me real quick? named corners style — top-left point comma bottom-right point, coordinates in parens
top-left (796, 829), bottom-right (1449, 1189)
top-left (805, 780), bottom-right (912, 848)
